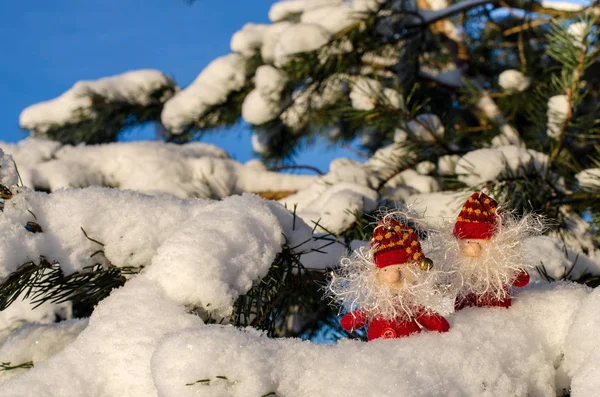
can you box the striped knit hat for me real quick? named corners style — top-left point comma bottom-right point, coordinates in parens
top-left (370, 219), bottom-right (424, 268)
top-left (453, 192), bottom-right (500, 240)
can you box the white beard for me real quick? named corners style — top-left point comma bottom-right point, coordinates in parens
top-left (327, 245), bottom-right (452, 321)
top-left (431, 211), bottom-right (545, 301)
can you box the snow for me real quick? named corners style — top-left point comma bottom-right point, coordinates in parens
top-left (280, 76), bottom-right (346, 129)
top-left (242, 65), bottom-right (288, 125)
top-left (0, 139), bottom-right (61, 188)
top-left (268, 0), bottom-right (344, 22)
top-left (242, 90), bottom-right (281, 125)
top-left (567, 21), bottom-right (587, 43)
top-left (0, 150), bottom-right (18, 187)
top-left (352, 0), bottom-right (384, 12)
top-left (416, 161), bottom-right (436, 175)
top-left (541, 1), bottom-right (585, 11)
top-left (300, 4), bottom-right (359, 34)
top-left (20, 70), bottom-right (176, 135)
top-left (161, 54), bottom-right (247, 134)
top-left (0, 319), bottom-right (87, 382)
top-left (230, 23), bottom-right (269, 55)
top-left (143, 195), bottom-right (291, 315)
top-left (419, 66), bottom-right (464, 88)
top-left (405, 191), bottom-right (472, 227)
top-left (547, 95), bottom-right (569, 139)
top-left (524, 236), bottom-right (600, 282)
top-left (455, 146), bottom-right (548, 187)
top-left (0, 189), bottom-right (343, 396)
top-left (0, 139), bottom-right (315, 199)
top-left (261, 22), bottom-right (294, 63)
top-left (0, 143), bottom-right (599, 395)
top-left (426, 0), bottom-right (448, 10)
top-left (576, 168), bottom-right (600, 188)
top-left (563, 288), bottom-right (600, 397)
top-left (438, 154), bottom-right (461, 175)
top-left (475, 93), bottom-right (521, 146)
top-left (153, 283), bottom-right (590, 397)
top-left (255, 65), bottom-right (289, 96)
top-left (350, 78), bottom-right (405, 111)
top-left (274, 23), bottom-right (331, 67)
top-left (0, 296), bottom-right (72, 346)
top-left (498, 70), bottom-right (531, 92)
top-left (280, 157), bottom-right (379, 233)
top-left (407, 113), bottom-right (444, 142)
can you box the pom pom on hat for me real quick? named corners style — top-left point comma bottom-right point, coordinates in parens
top-left (453, 192), bottom-right (500, 239)
top-left (370, 219), bottom-right (424, 268)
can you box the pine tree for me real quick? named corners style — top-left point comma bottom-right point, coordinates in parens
top-left (8, 0), bottom-right (600, 344)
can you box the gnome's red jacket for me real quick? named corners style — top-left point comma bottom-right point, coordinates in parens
top-left (455, 269), bottom-right (530, 310)
top-left (341, 309), bottom-right (449, 341)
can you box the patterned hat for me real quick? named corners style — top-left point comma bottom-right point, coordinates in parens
top-left (453, 192), bottom-right (500, 240)
top-left (370, 219), bottom-right (424, 268)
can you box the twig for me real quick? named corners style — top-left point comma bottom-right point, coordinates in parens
top-left (268, 165), bottom-right (324, 175)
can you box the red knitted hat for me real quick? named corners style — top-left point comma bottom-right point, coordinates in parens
top-left (370, 219), bottom-right (424, 268)
top-left (453, 192), bottom-right (500, 240)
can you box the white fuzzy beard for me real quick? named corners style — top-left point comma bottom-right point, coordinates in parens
top-left (327, 245), bottom-right (452, 321)
top-left (432, 211), bottom-right (545, 302)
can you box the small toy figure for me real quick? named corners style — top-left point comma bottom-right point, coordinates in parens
top-left (450, 192), bottom-right (535, 310)
top-left (328, 217), bottom-right (450, 341)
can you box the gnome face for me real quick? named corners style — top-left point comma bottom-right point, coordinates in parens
top-left (459, 238), bottom-right (490, 258)
top-left (376, 263), bottom-right (416, 288)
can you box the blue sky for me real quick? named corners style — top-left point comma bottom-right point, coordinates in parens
top-left (0, 0), bottom-right (362, 171)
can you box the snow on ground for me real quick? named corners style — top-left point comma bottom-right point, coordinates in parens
top-left (19, 70), bottom-right (176, 135)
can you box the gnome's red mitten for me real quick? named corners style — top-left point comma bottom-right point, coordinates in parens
top-left (416, 311), bottom-right (450, 333)
top-left (512, 270), bottom-right (530, 288)
top-left (341, 310), bottom-right (368, 332)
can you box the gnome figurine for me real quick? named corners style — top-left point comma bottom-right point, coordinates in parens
top-left (452, 192), bottom-right (531, 310)
top-left (329, 218), bottom-right (450, 341)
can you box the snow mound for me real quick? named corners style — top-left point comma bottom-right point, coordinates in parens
top-left (0, 192), bottom-right (329, 396)
top-left (280, 158), bottom-right (378, 233)
top-left (20, 70), bottom-right (176, 135)
top-left (161, 54), bottom-right (247, 134)
top-left (455, 145), bottom-right (548, 187)
top-left (0, 319), bottom-right (88, 382)
top-left (524, 236), bottom-right (600, 281)
top-left (0, 179), bottom-right (598, 396)
top-left (152, 283), bottom-right (590, 397)
top-left (0, 139), bottom-right (316, 199)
